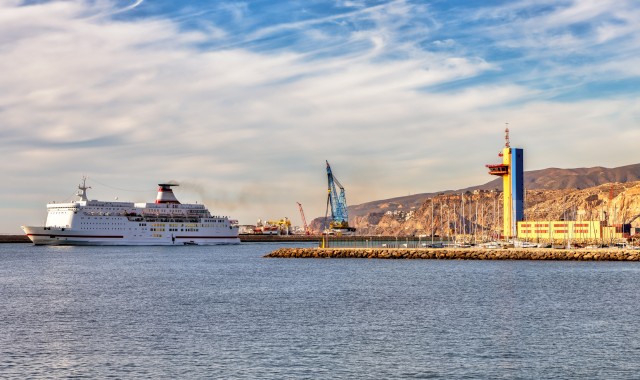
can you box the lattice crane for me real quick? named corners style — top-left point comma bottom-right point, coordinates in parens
top-left (324, 161), bottom-right (356, 234)
top-left (296, 202), bottom-right (310, 235)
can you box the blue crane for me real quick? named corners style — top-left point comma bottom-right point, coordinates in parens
top-left (324, 161), bottom-right (355, 233)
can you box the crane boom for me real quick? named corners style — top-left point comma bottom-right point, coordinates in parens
top-left (326, 161), bottom-right (348, 226)
top-left (324, 161), bottom-right (355, 234)
top-left (296, 202), bottom-right (310, 235)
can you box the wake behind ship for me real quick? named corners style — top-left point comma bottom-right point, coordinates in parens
top-left (22, 179), bottom-right (240, 246)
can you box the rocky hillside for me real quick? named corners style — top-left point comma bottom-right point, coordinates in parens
top-left (309, 163), bottom-right (640, 236)
top-left (348, 182), bottom-right (640, 237)
top-left (347, 163), bottom-right (640, 220)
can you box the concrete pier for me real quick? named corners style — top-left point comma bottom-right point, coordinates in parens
top-left (265, 247), bottom-right (640, 261)
top-left (0, 235), bottom-right (30, 243)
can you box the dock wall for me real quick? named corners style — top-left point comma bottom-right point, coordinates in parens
top-left (0, 235), bottom-right (30, 243)
top-left (265, 247), bottom-right (640, 261)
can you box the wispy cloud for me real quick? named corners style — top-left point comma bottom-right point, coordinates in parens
top-left (110, 0), bottom-right (145, 16)
top-left (246, 1), bottom-right (405, 41)
top-left (457, 0), bottom-right (640, 81)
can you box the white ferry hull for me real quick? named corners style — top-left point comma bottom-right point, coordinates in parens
top-left (22, 226), bottom-right (240, 246)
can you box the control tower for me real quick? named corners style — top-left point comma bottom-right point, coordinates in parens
top-left (486, 128), bottom-right (524, 239)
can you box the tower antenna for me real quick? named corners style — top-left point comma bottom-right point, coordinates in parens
top-left (505, 123), bottom-right (510, 148)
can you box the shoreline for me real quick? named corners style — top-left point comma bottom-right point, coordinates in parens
top-left (0, 234), bottom-right (323, 244)
top-left (265, 247), bottom-right (640, 261)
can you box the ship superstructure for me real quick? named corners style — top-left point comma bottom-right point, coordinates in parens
top-left (22, 179), bottom-right (240, 246)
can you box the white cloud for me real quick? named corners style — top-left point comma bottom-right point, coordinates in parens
top-left (1, 1), bottom-right (640, 233)
top-left (336, 0), bottom-right (367, 8)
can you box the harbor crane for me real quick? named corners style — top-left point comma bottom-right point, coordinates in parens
top-left (296, 202), bottom-right (311, 235)
top-left (324, 161), bottom-right (356, 235)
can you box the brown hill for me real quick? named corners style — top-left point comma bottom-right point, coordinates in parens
top-left (348, 163), bottom-right (640, 219)
top-left (478, 163), bottom-right (640, 191)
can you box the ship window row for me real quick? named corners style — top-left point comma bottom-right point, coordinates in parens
top-left (71, 219), bottom-right (222, 227)
top-left (81, 216), bottom-right (126, 219)
top-left (81, 227), bottom-right (128, 230)
top-left (129, 222), bottom-right (223, 228)
top-left (80, 222), bottom-right (126, 225)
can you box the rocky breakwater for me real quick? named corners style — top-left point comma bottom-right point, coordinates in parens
top-left (265, 247), bottom-right (640, 261)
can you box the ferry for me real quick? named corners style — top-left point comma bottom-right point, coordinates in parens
top-left (21, 179), bottom-right (240, 246)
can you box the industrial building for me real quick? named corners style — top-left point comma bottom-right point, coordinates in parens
top-left (517, 220), bottom-right (631, 244)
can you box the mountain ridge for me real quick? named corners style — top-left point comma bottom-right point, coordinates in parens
top-left (346, 163), bottom-right (640, 219)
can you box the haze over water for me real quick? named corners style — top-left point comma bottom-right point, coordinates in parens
top-left (1, 243), bottom-right (640, 379)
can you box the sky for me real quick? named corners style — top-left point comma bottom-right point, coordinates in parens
top-left (2, 0), bottom-right (640, 233)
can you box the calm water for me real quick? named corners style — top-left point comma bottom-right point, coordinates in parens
top-left (1, 243), bottom-right (640, 379)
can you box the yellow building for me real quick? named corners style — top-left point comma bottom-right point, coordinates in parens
top-left (517, 220), bottom-right (628, 243)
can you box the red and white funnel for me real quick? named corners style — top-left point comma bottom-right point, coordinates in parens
top-left (156, 184), bottom-right (180, 204)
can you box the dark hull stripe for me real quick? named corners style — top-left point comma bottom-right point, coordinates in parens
top-left (28, 234), bottom-right (124, 238)
top-left (28, 234), bottom-right (238, 239)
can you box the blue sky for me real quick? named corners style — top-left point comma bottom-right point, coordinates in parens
top-left (2, 0), bottom-right (640, 233)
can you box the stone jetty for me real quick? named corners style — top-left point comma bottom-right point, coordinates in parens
top-left (265, 247), bottom-right (640, 261)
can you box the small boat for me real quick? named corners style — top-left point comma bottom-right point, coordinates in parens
top-left (479, 241), bottom-right (501, 249)
top-left (513, 240), bottom-right (537, 248)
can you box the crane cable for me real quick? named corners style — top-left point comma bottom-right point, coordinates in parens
top-left (87, 177), bottom-right (150, 193)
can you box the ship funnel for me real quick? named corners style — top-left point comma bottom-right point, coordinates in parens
top-left (156, 184), bottom-right (180, 204)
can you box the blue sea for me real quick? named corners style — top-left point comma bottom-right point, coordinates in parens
top-left (1, 243), bottom-right (640, 379)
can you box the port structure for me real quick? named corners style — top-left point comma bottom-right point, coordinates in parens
top-left (296, 202), bottom-right (310, 235)
top-left (486, 128), bottom-right (524, 239)
top-left (324, 161), bottom-right (356, 234)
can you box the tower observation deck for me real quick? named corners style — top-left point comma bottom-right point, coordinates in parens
top-left (486, 128), bottom-right (524, 239)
